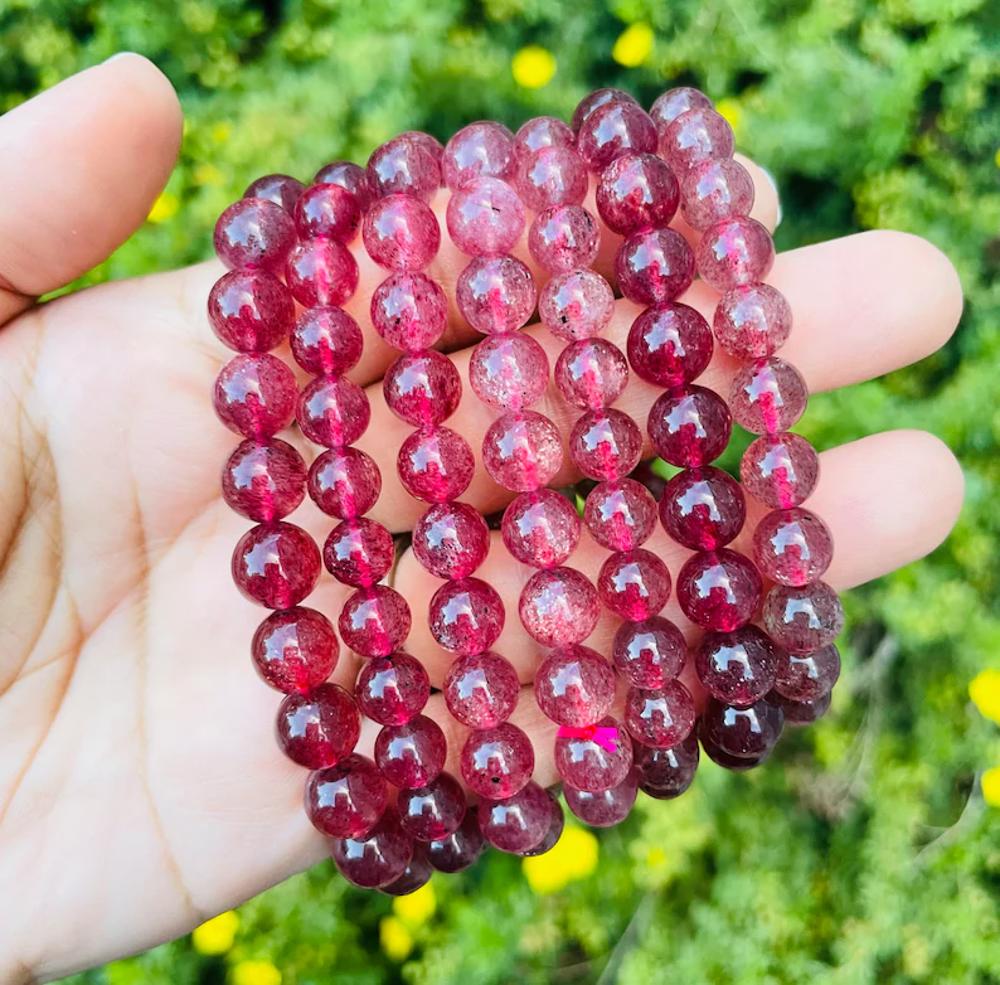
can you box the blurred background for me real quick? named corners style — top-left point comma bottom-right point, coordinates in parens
top-left (4, 0), bottom-right (998, 982)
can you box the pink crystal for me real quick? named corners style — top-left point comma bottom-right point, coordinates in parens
top-left (554, 716), bottom-right (633, 792)
top-left (515, 115), bottom-right (576, 158)
top-left (627, 302), bottom-right (713, 388)
top-left (753, 507), bottom-right (833, 586)
top-left (214, 353), bottom-right (296, 439)
top-left (297, 375), bottom-right (370, 449)
top-left (478, 780), bottom-right (553, 854)
top-left (251, 606), bottom-right (338, 693)
top-left (501, 488), bottom-right (581, 568)
top-left (516, 145), bottom-right (588, 210)
top-left (461, 722), bottom-right (535, 799)
top-left (680, 157), bottom-right (755, 231)
top-left (208, 269), bottom-right (294, 353)
top-left (355, 651), bottom-right (430, 726)
top-left (555, 338), bottom-right (628, 411)
top-left (412, 501), bottom-right (490, 579)
top-left (443, 650), bottom-right (520, 728)
top-left (398, 772), bottom-right (467, 841)
top-left (290, 306), bottom-right (363, 377)
top-left (741, 432), bottom-right (820, 509)
top-left (518, 566), bottom-right (599, 646)
top-left (426, 811), bottom-right (485, 873)
top-left (569, 408), bottom-right (643, 481)
top-left (713, 283), bottom-right (793, 361)
top-left (244, 173), bottom-right (305, 213)
top-left (730, 357), bottom-right (808, 436)
top-left (286, 237), bottom-right (360, 307)
top-left (294, 182), bottom-right (361, 242)
top-left (612, 616), bottom-right (686, 689)
top-left (538, 268), bottom-right (615, 342)
top-left (367, 134), bottom-right (441, 200)
top-left (624, 680), bottom-right (696, 748)
top-left (428, 576), bottom-right (505, 655)
top-left (577, 100), bottom-right (657, 172)
top-left (363, 193), bottom-right (441, 271)
top-left (597, 548), bottom-right (672, 621)
top-left (535, 644), bottom-right (615, 726)
top-left (634, 731), bottom-right (699, 799)
top-left (470, 332), bottom-right (549, 411)
top-left (276, 682), bottom-right (360, 768)
top-left (647, 385), bottom-right (732, 467)
top-left (483, 411), bottom-right (564, 492)
top-left (338, 585), bottom-right (412, 657)
top-left (232, 522), bottom-right (320, 609)
top-left (314, 160), bottom-right (375, 210)
top-left (700, 697), bottom-right (784, 760)
top-left (222, 439), bottom-right (306, 522)
top-left (528, 204), bottom-right (600, 274)
top-left (649, 87), bottom-right (713, 132)
top-left (762, 581), bottom-right (844, 654)
top-left (564, 772), bottom-right (637, 827)
top-left (774, 644), bottom-right (841, 702)
top-left (323, 517), bottom-right (395, 588)
top-left (397, 426), bottom-right (475, 503)
top-left (584, 478), bottom-right (657, 552)
top-left (331, 808), bottom-right (414, 889)
top-left (370, 271), bottom-right (448, 352)
top-left (214, 197), bottom-right (296, 271)
top-left (696, 216), bottom-right (775, 292)
top-left (447, 176), bottom-right (526, 255)
top-left (675, 548), bottom-right (762, 632)
top-left (659, 108), bottom-right (734, 175)
top-left (572, 87), bottom-right (638, 132)
top-left (308, 447), bottom-right (382, 520)
top-left (442, 121), bottom-right (517, 188)
top-left (383, 350), bottom-right (462, 427)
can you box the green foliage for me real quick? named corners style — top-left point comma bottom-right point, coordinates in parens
top-left (5, 0), bottom-right (998, 981)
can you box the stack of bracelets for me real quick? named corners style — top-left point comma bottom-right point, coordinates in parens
top-left (209, 85), bottom-right (844, 895)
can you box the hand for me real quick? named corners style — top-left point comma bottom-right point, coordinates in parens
top-left (0, 57), bottom-right (964, 982)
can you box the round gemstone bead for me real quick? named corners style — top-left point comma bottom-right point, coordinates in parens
top-left (380, 851), bottom-right (433, 897)
top-left (398, 772), bottom-right (467, 841)
top-left (232, 522), bottom-right (320, 609)
top-left (701, 696), bottom-right (784, 760)
top-left (363, 194), bottom-right (441, 271)
top-left (627, 302), bottom-right (713, 388)
top-left (774, 644), bottom-right (841, 702)
top-left (753, 507), bottom-right (833, 586)
top-left (659, 108), bottom-right (734, 175)
top-left (398, 426), bottom-right (475, 504)
top-left (396, 130), bottom-right (445, 163)
top-left (330, 808), bottom-right (413, 889)
top-left (569, 408), bottom-right (643, 481)
top-left (773, 690), bottom-right (832, 727)
top-left (208, 269), bottom-right (294, 352)
top-left (535, 644), bottom-right (615, 726)
top-left (564, 771), bottom-right (638, 827)
top-left (244, 173), bottom-right (305, 213)
top-left (251, 606), bottom-right (338, 693)
top-left (470, 332), bottom-right (549, 411)
top-left (370, 271), bottom-right (448, 352)
top-left (443, 650), bottom-right (520, 729)
top-left (675, 548), bottom-right (762, 632)
top-left (383, 350), bottom-right (462, 426)
top-left (516, 145), bottom-right (588, 210)
top-left (741, 432), bottom-right (820, 508)
top-left (412, 501), bottom-right (490, 579)
top-left (554, 716), bottom-right (633, 793)
top-left (294, 182), bottom-right (361, 242)
top-left (276, 683), bottom-right (360, 769)
top-left (695, 625), bottom-right (782, 707)
top-left (222, 439), bottom-right (306, 522)
top-left (428, 576), bottom-right (505, 655)
top-left (555, 338), bottom-right (628, 411)
top-left (528, 204), bottom-right (600, 274)
top-left (323, 518), bottom-right (394, 588)
top-left (519, 566), bottom-right (600, 646)
top-left (584, 478), bottom-right (657, 551)
top-left (625, 680), bottom-right (696, 748)
top-left (426, 811), bottom-right (486, 873)
top-left (518, 790), bottom-right (564, 857)
top-left (501, 488), bottom-right (581, 568)
top-left (612, 616), bottom-right (686, 689)
top-left (659, 466), bottom-right (746, 550)
top-left (713, 284), bottom-right (793, 361)
top-left (762, 581), bottom-right (844, 654)
top-left (730, 357), bottom-right (808, 436)
top-left (355, 651), bottom-right (430, 726)
top-left (461, 722), bottom-right (535, 799)
top-left (367, 135), bottom-right (441, 200)
top-left (597, 548), bottom-right (672, 621)
top-left (577, 100), bottom-right (657, 172)
top-left (616, 228), bottom-right (695, 306)
top-left (305, 754), bottom-right (388, 838)
top-left (539, 268), bottom-right (615, 342)
top-left (442, 121), bottom-right (516, 188)
top-left (572, 87), bottom-right (638, 132)
top-left (697, 216), bottom-right (775, 292)
top-left (456, 255), bottom-right (537, 335)
top-left (483, 411), bottom-right (564, 492)
top-left (308, 447), bottom-right (382, 520)
top-left (515, 115), bottom-right (576, 158)
top-left (648, 386), bottom-right (732, 467)
top-left (214, 353), bottom-right (296, 439)
top-left (214, 197), bottom-right (296, 271)
top-left (285, 238), bottom-right (359, 307)
top-left (314, 160), bottom-right (374, 210)
top-left (375, 714), bottom-right (448, 788)
top-left (447, 176), bottom-right (526, 255)
top-left (596, 152), bottom-right (679, 234)
top-left (290, 306), bottom-right (363, 377)
top-left (478, 780), bottom-right (553, 854)
top-left (680, 157), bottom-right (755, 231)
top-left (649, 87), bottom-right (714, 132)
top-left (297, 376), bottom-right (371, 449)
top-left (634, 731), bottom-right (700, 799)
top-left (338, 585), bottom-right (411, 657)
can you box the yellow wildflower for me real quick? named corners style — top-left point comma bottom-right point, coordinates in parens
top-left (230, 959), bottom-right (281, 985)
top-left (194, 162), bottom-right (224, 187)
top-left (715, 97), bottom-right (743, 135)
top-left (379, 915), bottom-right (414, 962)
top-left (522, 824), bottom-right (599, 894)
top-left (212, 121), bottom-right (232, 143)
top-left (392, 881), bottom-right (436, 927)
top-left (969, 669), bottom-right (1000, 724)
top-left (147, 190), bottom-right (179, 224)
top-left (512, 46), bottom-right (557, 89)
top-left (994, 147), bottom-right (1000, 168)
top-left (982, 766), bottom-right (1000, 807)
top-left (645, 846), bottom-right (667, 869)
top-left (612, 23), bottom-right (654, 68)
top-left (191, 911), bottom-right (239, 955)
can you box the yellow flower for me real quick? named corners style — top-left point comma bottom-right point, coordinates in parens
top-left (392, 881), bottom-right (436, 927)
top-left (212, 121), bottom-right (232, 144)
top-left (715, 97), bottom-right (743, 135)
top-left (645, 846), bottom-right (667, 869)
top-left (612, 23), bottom-right (654, 68)
top-left (994, 147), bottom-right (1000, 168)
top-left (379, 915), bottom-right (414, 962)
top-left (191, 911), bottom-right (239, 955)
top-left (194, 163), bottom-right (224, 187)
top-left (522, 824), bottom-right (599, 894)
top-left (969, 669), bottom-right (1000, 725)
top-left (147, 190), bottom-right (179, 224)
top-left (229, 959), bottom-right (281, 985)
top-left (512, 46), bottom-right (556, 89)
top-left (982, 766), bottom-right (1000, 807)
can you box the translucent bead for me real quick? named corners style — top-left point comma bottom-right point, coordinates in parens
top-left (598, 548), bottom-right (672, 621)
top-left (447, 176), bottom-right (525, 256)
top-left (305, 754), bottom-right (388, 838)
top-left (380, 852), bottom-right (433, 897)
top-left (696, 216), bottom-right (775, 292)
top-left (535, 644), bottom-right (615, 726)
top-left (297, 376), bottom-right (370, 449)
top-left (538, 268), bottom-right (616, 342)
top-left (516, 145), bottom-right (588, 210)
top-left (762, 581), bottom-right (844, 655)
top-left (695, 625), bottom-right (781, 707)
top-left (398, 426), bottom-right (475, 503)
top-left (773, 690), bottom-right (832, 726)
top-left (461, 722), bottom-right (535, 799)
top-left (457, 254), bottom-right (537, 335)
top-left (443, 650), bottom-right (520, 728)
top-left (627, 302), bottom-right (713, 388)
top-left (595, 152), bottom-right (679, 234)
top-left (383, 350), bottom-right (462, 426)
top-left (276, 683), bottom-right (360, 768)
top-left (517, 790), bottom-right (564, 856)
top-left (222, 439), bottom-right (306, 522)
top-left (442, 121), bottom-right (516, 188)
top-left (659, 466), bottom-right (745, 550)
top-left (571, 87), bottom-right (638, 132)
top-left (251, 606), bottom-right (338, 693)
top-left (577, 100), bottom-right (657, 172)
top-left (519, 566), bottom-right (599, 646)
top-left (634, 731), bottom-right (700, 799)
top-left (478, 780), bottom-right (553, 853)
top-left (294, 182), bottom-right (361, 242)
top-left (564, 772), bottom-right (638, 827)
top-left (290, 306), bottom-right (363, 377)
top-left (367, 134), bottom-right (441, 200)
top-left (625, 680), bottom-right (696, 748)
top-left (680, 158), bottom-right (755, 231)
top-left (514, 115), bottom-right (576, 158)
top-left (501, 488), bottom-right (581, 568)
top-left (331, 808), bottom-right (413, 889)
top-left (428, 576), bottom-right (505, 655)
top-left (214, 353), bottom-right (296, 439)
top-left (370, 271), bottom-right (448, 353)
top-left (713, 283), bottom-right (792, 361)
top-left (214, 197), bottom-right (296, 271)
top-left (730, 357), bottom-right (808, 436)
top-left (659, 108), bottom-right (734, 175)
top-left (584, 478), bottom-right (657, 552)
top-left (483, 411), bottom-right (563, 492)
top-left (741, 432), bottom-right (820, 509)
top-left (569, 408), bottom-right (643, 481)
top-left (616, 228), bottom-right (695, 305)
top-left (338, 585), bottom-right (412, 657)
top-left (308, 447), bottom-right (382, 520)
top-left (286, 238), bottom-right (360, 308)
top-left (649, 87), bottom-right (713, 132)
top-left (323, 517), bottom-right (395, 588)
top-left (528, 204), bottom-right (599, 274)
top-left (774, 644), bottom-right (840, 702)
top-left (412, 501), bottom-right (490, 579)
top-left (398, 772), bottom-right (467, 841)
top-left (555, 338), bottom-right (628, 411)
top-left (554, 716), bottom-right (633, 792)
top-left (314, 160), bottom-right (375, 211)
top-left (753, 507), bottom-right (833, 586)
top-left (396, 129), bottom-right (445, 163)
top-left (232, 522), bottom-right (320, 609)
top-left (363, 194), bottom-right (441, 271)
top-left (675, 548), bottom-right (762, 632)
top-left (426, 811), bottom-right (486, 872)
top-left (700, 696), bottom-right (784, 761)
top-left (612, 615), bottom-right (686, 689)
top-left (355, 651), bottom-right (430, 725)
top-left (647, 386), bottom-right (732, 467)
top-left (244, 173), bottom-right (305, 213)
top-left (375, 715), bottom-right (448, 788)
top-left (470, 333), bottom-right (549, 411)
top-left (208, 269), bottom-right (294, 352)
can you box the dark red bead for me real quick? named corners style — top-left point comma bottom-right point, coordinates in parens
top-left (232, 522), bottom-right (320, 609)
top-left (624, 680), bottom-right (696, 748)
top-left (244, 173), bottom-right (306, 213)
top-left (222, 439), bottom-right (306, 522)
top-left (428, 576), bottom-right (505, 655)
top-left (584, 478), bottom-right (657, 551)
top-left (627, 302), bottom-right (713, 388)
top-left (596, 151), bottom-right (679, 234)
top-left (612, 616), bottom-right (686, 689)
top-left (412, 501), bottom-right (490, 579)
top-left (294, 182), bottom-right (362, 242)
top-left (314, 160), bottom-right (374, 211)
top-left (276, 683), bottom-right (360, 769)
top-left (700, 696), bottom-right (784, 760)
top-left (355, 651), bottom-right (430, 726)
top-left (305, 754), bottom-right (388, 838)
top-left (597, 548), bottom-right (672, 621)
top-left (443, 650), bottom-right (520, 729)
top-left (398, 426), bottom-right (475, 503)
top-left (460, 722), bottom-right (534, 799)
top-left (251, 606), bottom-right (338, 693)
top-left (478, 780), bottom-right (553, 854)
top-left (398, 772), bottom-right (467, 841)
top-left (577, 100), bottom-right (657, 172)
top-left (554, 716), bottom-right (633, 792)
top-left (208, 269), bottom-right (294, 353)
top-left (616, 227), bottom-right (695, 306)
top-left (634, 731), bottom-right (700, 799)
top-left (572, 88), bottom-right (638, 132)
top-left (290, 306), bottom-right (363, 377)
top-left (772, 689), bottom-right (832, 726)
top-left (297, 375), bottom-right (371, 449)
top-left (383, 350), bottom-right (462, 427)
top-left (214, 353), bottom-right (297, 439)
top-left (774, 644), bottom-right (841, 702)
top-left (323, 518), bottom-right (395, 588)
top-left (426, 811), bottom-right (486, 873)
top-left (564, 772), bottom-right (638, 827)
top-left (659, 466), bottom-right (745, 550)
top-left (338, 586), bottom-right (411, 658)
top-left (649, 87), bottom-right (713, 132)
top-left (534, 644), bottom-right (616, 727)
top-left (330, 808), bottom-right (413, 889)
top-left (214, 197), bottom-right (295, 271)
top-left (647, 386), bottom-right (732, 467)
top-left (375, 715), bottom-right (448, 788)
top-left (762, 581), bottom-right (844, 654)
top-left (308, 447), bottom-right (382, 520)
top-left (285, 237), bottom-right (359, 307)
top-left (517, 790), bottom-right (565, 857)
top-left (380, 850), bottom-right (433, 896)
top-left (675, 548), bottom-right (762, 632)
top-left (695, 625), bottom-right (782, 707)
top-left (367, 135), bottom-right (441, 200)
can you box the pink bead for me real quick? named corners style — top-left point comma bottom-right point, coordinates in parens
top-left (730, 357), bottom-right (808, 435)
top-left (701, 696), bottom-right (784, 761)
top-left (461, 722), bottom-right (535, 799)
top-left (753, 507), bottom-right (833, 586)
top-left (572, 87), bottom-right (638, 132)
top-left (539, 268), bottom-right (615, 342)
top-left (363, 194), bottom-right (441, 271)
top-left (478, 780), bottom-right (553, 853)
top-left (398, 772), bottom-right (467, 841)
top-left (482, 411), bottom-right (563, 492)
top-left (502, 488), bottom-right (581, 568)
top-left (323, 518), bottom-right (395, 588)
top-left (447, 177), bottom-right (526, 255)
top-left (305, 754), bottom-right (388, 838)
top-left (397, 426), bottom-right (475, 503)
top-left (314, 160), bottom-right (375, 210)
top-left (649, 87), bottom-right (714, 132)
top-left (290, 306), bottom-right (363, 377)
top-left (355, 651), bottom-right (430, 726)
top-left (330, 808), bottom-right (413, 889)
top-left (595, 152), bottom-right (679, 234)
top-left (519, 566), bottom-right (599, 646)
top-left (675, 548), bottom-right (762, 632)
top-left (577, 100), bottom-right (657, 172)
top-left (297, 375), bottom-right (370, 449)
top-left (696, 625), bottom-right (781, 707)
top-left (680, 158), bottom-right (755, 231)
top-left (612, 616), bottom-right (686, 689)
top-left (569, 408), bottom-right (643, 481)
top-left (528, 204), bottom-right (599, 274)
top-left (741, 432), bottom-right (820, 509)
top-left (286, 238), bottom-right (360, 307)
top-left (627, 302), bottom-right (713, 388)
top-left (367, 134), bottom-right (441, 200)
top-left (457, 255), bottom-right (537, 335)
top-left (597, 548), bottom-right (672, 621)
top-left (659, 108), bottom-right (734, 175)
top-left (470, 332), bottom-right (549, 411)
top-left (208, 269), bottom-right (294, 352)
top-left (338, 585), bottom-right (412, 657)
top-left (535, 644), bottom-right (615, 726)
top-left (696, 216), bottom-right (775, 292)
top-left (244, 173), bottom-right (305, 213)
top-left (370, 272), bottom-right (448, 352)
top-left (442, 121), bottom-right (516, 188)
top-left (426, 811), bottom-right (486, 872)
top-left (713, 283), bottom-right (793, 361)
top-left (616, 228), bottom-right (695, 305)
top-left (214, 197), bottom-right (296, 271)
top-left (647, 385), bottom-right (732, 467)
top-left (232, 522), bottom-right (320, 609)
top-left (762, 581), bottom-right (844, 654)
top-left (375, 715), bottom-right (448, 788)
top-left (397, 130), bottom-right (445, 163)
top-left (554, 716), bottom-right (633, 792)
top-left (412, 501), bottom-right (490, 580)
top-left (625, 680), bottom-right (696, 748)
top-left (774, 644), bottom-right (841, 702)
top-left (222, 439), bottom-right (306, 522)
top-left (383, 350), bottom-right (461, 426)
top-left (584, 478), bottom-right (657, 551)
top-left (564, 772), bottom-right (638, 827)
top-left (276, 683), bottom-right (360, 769)
top-left (443, 650), bottom-right (520, 729)
top-left (429, 576), bottom-right (505, 655)
top-left (251, 606), bottom-right (338, 693)
top-left (214, 353), bottom-right (296, 439)
top-left (516, 145), bottom-right (588, 210)
top-left (555, 339), bottom-right (628, 411)
top-left (634, 731), bottom-right (700, 799)
top-left (659, 466), bottom-right (745, 550)
top-left (308, 447), bottom-right (382, 520)
top-left (515, 115), bottom-right (576, 158)
top-left (294, 182), bottom-right (361, 242)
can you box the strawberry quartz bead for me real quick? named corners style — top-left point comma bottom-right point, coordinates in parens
top-left (730, 357), bottom-right (808, 435)
top-left (627, 302), bottom-right (713, 388)
top-left (470, 333), bottom-right (550, 411)
top-left (713, 283), bottom-right (793, 361)
top-left (478, 780), bottom-right (553, 854)
top-left (305, 754), bottom-right (388, 838)
top-left (331, 808), bottom-right (413, 889)
top-left (314, 160), bottom-right (374, 211)
top-left (584, 478), bottom-right (657, 551)
top-left (443, 650), bottom-right (520, 729)
top-left (625, 679), bottom-right (696, 748)
top-left (753, 508), bottom-right (833, 586)
top-left (214, 197), bottom-right (295, 271)
top-left (308, 447), bottom-right (381, 519)
top-left (323, 518), bottom-right (394, 587)
top-left (572, 87), bottom-right (638, 131)
top-left (367, 134), bottom-right (441, 200)
top-left (383, 351), bottom-right (462, 426)
top-left (398, 772), bottom-right (467, 841)
top-left (461, 722), bottom-right (535, 798)
top-left (290, 306), bottom-right (363, 377)
top-left (648, 386), bottom-right (732, 467)
top-left (659, 108), bottom-right (734, 175)
top-left (676, 548), bottom-right (762, 631)
top-left (595, 152), bottom-right (679, 235)
top-left (701, 696), bottom-right (784, 760)
top-left (634, 731), bottom-right (700, 799)
top-left (519, 566), bottom-right (600, 646)
top-left (398, 426), bottom-right (475, 503)
top-left (554, 716), bottom-right (633, 792)
top-left (659, 466), bottom-right (746, 550)
top-left (285, 237), bottom-right (359, 308)
top-left (244, 173), bottom-right (305, 213)
top-left (222, 439), bottom-right (306, 522)
top-left (208, 269), bottom-right (294, 352)
top-left (616, 228), bottom-right (695, 306)
top-left (775, 644), bottom-right (841, 702)
top-left (363, 194), bottom-right (441, 271)
top-left (649, 86), bottom-right (713, 132)
top-left (483, 412), bottom-right (564, 492)
top-left (232, 522), bottom-right (321, 608)
top-left (773, 690), bottom-right (832, 727)
top-left (539, 268), bottom-right (616, 342)
top-left (442, 121), bottom-right (516, 188)
top-left (294, 183), bottom-right (361, 242)
top-left (680, 158), bottom-right (755, 231)
top-left (564, 772), bottom-right (638, 828)
top-left (502, 488), bottom-right (581, 568)
top-left (214, 353), bottom-right (296, 439)
top-left (535, 644), bottom-right (615, 726)
top-left (555, 339), bottom-right (628, 411)
top-left (576, 100), bottom-right (657, 172)
top-left (412, 501), bottom-right (490, 579)
top-left (276, 683), bottom-right (360, 769)
top-left (612, 616), bottom-right (686, 689)
top-left (515, 115), bottom-right (576, 158)
top-left (429, 577), bottom-right (505, 655)
top-left (426, 811), bottom-right (486, 873)
top-left (456, 255), bottom-right (537, 335)
top-left (297, 376), bottom-right (370, 448)
top-left (447, 177), bottom-right (525, 255)
top-left (516, 145), bottom-right (588, 210)
top-left (375, 715), bottom-right (448, 788)
top-left (355, 652), bottom-right (431, 726)
top-left (370, 272), bottom-right (448, 352)
top-left (382, 850), bottom-right (432, 896)
top-left (339, 586), bottom-right (412, 657)
top-left (569, 408), bottom-right (643, 481)
top-left (741, 432), bottom-right (820, 508)
top-left (762, 581), bottom-right (844, 654)
top-left (697, 216), bottom-right (775, 292)
top-left (696, 625), bottom-right (782, 707)
top-left (251, 606), bottom-right (338, 693)
top-left (518, 790), bottom-right (564, 857)
top-left (597, 548), bottom-right (672, 621)
top-left (528, 204), bottom-right (600, 274)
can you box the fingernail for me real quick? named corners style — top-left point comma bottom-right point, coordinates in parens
top-left (759, 165), bottom-right (783, 228)
top-left (103, 51), bottom-right (144, 65)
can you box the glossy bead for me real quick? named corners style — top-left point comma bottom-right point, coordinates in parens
top-left (383, 350), bottom-right (462, 426)
top-left (564, 771), bottom-right (638, 827)
top-left (314, 160), bottom-right (374, 210)
top-left (367, 134), bottom-right (441, 200)
top-left (517, 789), bottom-right (564, 857)
top-left (208, 269), bottom-right (294, 352)
top-left (294, 182), bottom-right (361, 242)
top-left (753, 508), bottom-right (833, 586)
top-left (398, 772), bottom-right (467, 841)
top-left (616, 228), bottom-right (695, 306)
top-left (515, 115), bottom-right (576, 158)
top-left (443, 650), bottom-right (520, 729)
top-left (456, 255), bottom-right (537, 335)
top-left (370, 272), bottom-right (448, 352)
top-left (442, 121), bottom-right (516, 188)
top-left (519, 566), bottom-right (599, 646)
top-left (569, 408), bottom-right (643, 481)
top-left (612, 616), bottom-right (686, 689)
top-left (305, 754), bottom-right (388, 838)
top-left (478, 780), bottom-right (553, 854)
top-left (516, 145), bottom-right (588, 210)
top-left (461, 722), bottom-right (535, 799)
top-left (214, 197), bottom-right (295, 271)
top-left (412, 501), bottom-right (490, 579)
top-left (470, 332), bottom-right (549, 411)
top-left (714, 283), bottom-right (793, 361)
top-left (355, 651), bottom-right (430, 726)
top-left (649, 87), bottom-right (714, 132)
top-left (338, 585), bottom-right (412, 657)
top-left (285, 238), bottom-right (359, 307)
top-left (363, 194), bottom-right (441, 271)
top-left (596, 152), bottom-right (679, 234)
top-left (680, 157), bottom-right (755, 231)
top-left (398, 426), bottom-right (475, 503)
top-left (323, 518), bottom-right (394, 588)
top-left (648, 386), bottom-right (732, 467)
top-left (483, 411), bottom-right (563, 492)
top-left (659, 108), bottom-right (734, 175)
top-left (597, 548), bottom-right (672, 620)
top-left (773, 690), bottom-right (832, 726)
top-left (539, 268), bottom-right (615, 342)
top-left (375, 715), bottom-right (448, 788)
top-left (244, 173), bottom-right (305, 213)
top-left (222, 439), bottom-right (306, 522)
top-left (762, 581), bottom-right (844, 654)
top-left (397, 130), bottom-right (445, 162)
top-left (577, 100), bottom-right (657, 172)
top-left (554, 716), bottom-right (633, 792)
top-left (741, 432), bottom-right (820, 508)
top-left (297, 376), bottom-right (370, 448)
top-left (502, 488), bottom-right (581, 568)
top-left (627, 302), bottom-right (713, 388)
top-left (528, 204), bottom-right (599, 274)
top-left (251, 606), bottom-right (338, 693)
top-left (426, 811), bottom-right (486, 872)
top-left (308, 447), bottom-right (381, 520)
top-left (380, 850), bottom-right (433, 896)
top-left (290, 306), bottom-right (363, 377)
top-left (428, 576), bottom-right (505, 655)
top-left (232, 522), bottom-right (320, 609)
top-left (634, 731), bottom-right (700, 799)
top-left (447, 176), bottom-right (525, 255)
top-left (535, 644), bottom-right (615, 727)
top-left (675, 548), bottom-right (762, 631)
top-left (659, 466), bottom-right (745, 550)
top-left (625, 680), bottom-right (696, 748)
top-left (555, 338), bottom-right (628, 411)
top-left (701, 697), bottom-right (784, 760)
top-left (571, 87), bottom-right (638, 132)
top-left (774, 644), bottom-right (841, 702)
top-left (584, 478), bottom-right (657, 552)
top-left (696, 625), bottom-right (781, 707)
top-left (730, 357), bottom-right (808, 436)
top-left (213, 353), bottom-right (296, 439)
top-left (331, 808), bottom-right (413, 889)
top-left (697, 216), bottom-right (775, 292)
top-left (276, 683), bottom-right (360, 769)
